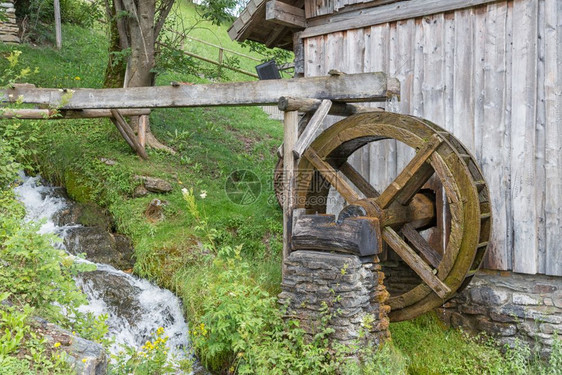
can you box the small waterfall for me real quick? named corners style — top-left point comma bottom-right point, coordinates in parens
top-left (14, 174), bottom-right (191, 365)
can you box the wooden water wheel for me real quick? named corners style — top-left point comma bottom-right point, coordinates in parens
top-left (277, 111), bottom-right (491, 321)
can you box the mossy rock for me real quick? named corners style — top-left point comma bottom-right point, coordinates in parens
top-left (63, 169), bottom-right (94, 204)
top-left (77, 203), bottom-right (113, 230)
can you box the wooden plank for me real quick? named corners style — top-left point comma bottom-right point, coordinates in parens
top-left (303, 147), bottom-right (362, 204)
top-left (383, 227), bottom-right (451, 299)
top-left (277, 96), bottom-right (381, 115)
top-left (293, 99), bottom-right (332, 158)
top-left (419, 12), bottom-right (446, 253)
top-left (394, 19), bottom-right (417, 171)
top-left (0, 108), bottom-right (151, 119)
top-left (303, 36), bottom-right (324, 76)
top-left (301, 0), bottom-right (503, 39)
top-left (339, 161), bottom-right (380, 198)
top-left (1, 72), bottom-right (398, 109)
top-left (402, 223), bottom-right (443, 268)
top-left (422, 13), bottom-right (445, 127)
top-left (283, 110), bottom-right (298, 280)
top-left (265, 0), bottom-right (306, 29)
top-left (536, 0), bottom-right (547, 274)
top-left (472, 7), bottom-right (487, 158)
top-left (480, 1), bottom-right (511, 270)
top-left (325, 31), bottom-right (344, 75)
top-left (345, 28), bottom-right (372, 183)
top-left (544, 0), bottom-right (562, 276)
top-left (453, 9), bottom-right (475, 150)
top-left (367, 25), bottom-right (397, 194)
top-left (510, 0), bottom-right (538, 274)
top-left (375, 135), bottom-right (442, 208)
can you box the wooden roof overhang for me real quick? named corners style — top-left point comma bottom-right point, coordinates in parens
top-left (227, 0), bottom-right (305, 51)
top-left (229, 0), bottom-right (504, 50)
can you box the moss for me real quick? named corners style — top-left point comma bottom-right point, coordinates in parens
top-left (77, 203), bottom-right (112, 230)
top-left (63, 169), bottom-right (94, 204)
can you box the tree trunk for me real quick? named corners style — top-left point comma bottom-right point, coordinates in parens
top-left (104, 0), bottom-right (175, 154)
top-left (103, 3), bottom-right (127, 89)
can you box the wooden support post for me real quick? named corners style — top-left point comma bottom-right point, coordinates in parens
top-left (283, 110), bottom-right (298, 279)
top-left (54, 0), bottom-right (62, 49)
top-left (138, 114), bottom-right (148, 148)
top-left (110, 109), bottom-right (148, 160)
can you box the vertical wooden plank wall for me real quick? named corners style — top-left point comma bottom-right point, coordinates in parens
top-left (303, 0), bottom-right (561, 276)
top-left (544, 0), bottom-right (562, 276)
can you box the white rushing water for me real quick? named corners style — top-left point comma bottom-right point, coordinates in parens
top-left (14, 174), bottom-right (191, 361)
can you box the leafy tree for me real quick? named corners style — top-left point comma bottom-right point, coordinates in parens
top-left (103, 0), bottom-right (239, 151)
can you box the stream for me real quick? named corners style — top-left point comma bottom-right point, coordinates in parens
top-left (14, 174), bottom-right (193, 371)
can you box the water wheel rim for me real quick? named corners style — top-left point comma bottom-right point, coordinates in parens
top-left (293, 112), bottom-right (489, 321)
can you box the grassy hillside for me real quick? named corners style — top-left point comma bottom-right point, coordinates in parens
top-left (1, 7), bottom-right (560, 374)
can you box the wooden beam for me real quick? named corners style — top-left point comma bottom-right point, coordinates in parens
top-left (278, 96), bottom-right (382, 115)
top-left (383, 227), bottom-right (451, 299)
top-left (339, 162), bottom-right (380, 198)
top-left (303, 147), bottom-right (361, 204)
top-left (54, 0), bottom-right (62, 49)
top-left (0, 72), bottom-right (398, 109)
top-left (266, 0), bottom-right (306, 29)
top-left (282, 110), bottom-right (298, 280)
top-left (375, 135), bottom-right (442, 208)
top-left (138, 114), bottom-right (148, 148)
top-left (292, 214), bottom-right (381, 256)
top-left (401, 223), bottom-right (443, 268)
top-left (302, 0), bottom-right (503, 39)
top-left (293, 99), bottom-right (331, 158)
top-left (110, 109), bottom-right (148, 160)
top-left (0, 108), bottom-right (151, 119)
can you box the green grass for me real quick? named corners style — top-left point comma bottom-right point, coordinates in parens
top-left (163, 2), bottom-right (292, 82)
top-left (1, 14), bottom-right (560, 375)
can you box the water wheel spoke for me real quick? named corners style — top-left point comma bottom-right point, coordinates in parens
top-left (383, 227), bottom-right (451, 299)
top-left (376, 135), bottom-right (442, 209)
top-left (401, 223), bottom-right (443, 268)
top-left (303, 147), bottom-right (362, 204)
top-left (339, 162), bottom-right (380, 198)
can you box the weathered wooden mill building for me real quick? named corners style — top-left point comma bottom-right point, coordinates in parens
top-left (230, 0), bottom-right (562, 352)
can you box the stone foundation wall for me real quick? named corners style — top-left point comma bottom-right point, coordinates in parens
top-left (0, 1), bottom-right (19, 43)
top-left (437, 270), bottom-right (562, 356)
top-left (279, 251), bottom-right (390, 347)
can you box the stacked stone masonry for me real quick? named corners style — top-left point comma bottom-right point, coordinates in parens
top-left (437, 270), bottom-right (562, 357)
top-left (279, 251), bottom-right (390, 348)
top-left (0, 1), bottom-right (19, 43)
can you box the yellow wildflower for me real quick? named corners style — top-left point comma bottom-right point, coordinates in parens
top-left (54, 342), bottom-right (61, 348)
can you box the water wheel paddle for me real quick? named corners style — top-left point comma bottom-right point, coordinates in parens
top-left (276, 112), bottom-right (491, 321)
